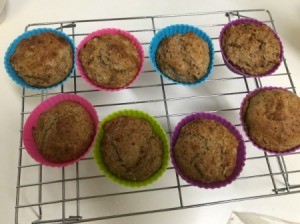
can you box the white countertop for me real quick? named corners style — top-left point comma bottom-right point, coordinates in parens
top-left (1, 0), bottom-right (300, 223)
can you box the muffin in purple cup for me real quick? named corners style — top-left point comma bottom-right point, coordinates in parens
top-left (240, 87), bottom-right (300, 154)
top-left (219, 18), bottom-right (283, 77)
top-left (171, 113), bottom-right (246, 189)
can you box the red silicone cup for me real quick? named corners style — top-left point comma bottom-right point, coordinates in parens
top-left (240, 86), bottom-right (300, 155)
top-left (219, 18), bottom-right (284, 77)
top-left (171, 112), bottom-right (246, 189)
top-left (23, 93), bottom-right (99, 167)
top-left (76, 28), bottom-right (145, 91)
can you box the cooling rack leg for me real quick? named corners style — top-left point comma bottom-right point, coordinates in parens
top-left (38, 165), bottom-right (43, 219)
top-left (62, 167), bottom-right (66, 222)
top-left (275, 156), bottom-right (291, 192)
top-left (75, 163), bottom-right (81, 219)
top-left (264, 153), bottom-right (279, 194)
top-left (280, 156), bottom-right (289, 184)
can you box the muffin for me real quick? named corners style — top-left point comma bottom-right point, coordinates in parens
top-left (32, 101), bottom-right (95, 163)
top-left (93, 110), bottom-right (169, 187)
top-left (77, 29), bottom-right (144, 90)
top-left (23, 94), bottom-right (99, 167)
top-left (241, 88), bottom-right (300, 153)
top-left (101, 116), bottom-right (163, 181)
top-left (220, 19), bottom-right (283, 76)
top-left (156, 31), bottom-right (209, 83)
top-left (171, 113), bottom-right (246, 188)
top-left (8, 30), bottom-right (74, 88)
top-left (149, 24), bottom-right (214, 86)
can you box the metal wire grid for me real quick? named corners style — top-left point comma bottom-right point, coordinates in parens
top-left (15, 9), bottom-right (300, 224)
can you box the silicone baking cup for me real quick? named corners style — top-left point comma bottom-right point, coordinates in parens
top-left (219, 18), bottom-right (283, 77)
top-left (171, 112), bottom-right (246, 189)
top-left (23, 94), bottom-right (99, 167)
top-left (93, 109), bottom-right (169, 187)
top-left (240, 87), bottom-right (300, 154)
top-left (149, 24), bottom-right (214, 86)
top-left (76, 28), bottom-right (144, 91)
top-left (4, 28), bottom-right (75, 90)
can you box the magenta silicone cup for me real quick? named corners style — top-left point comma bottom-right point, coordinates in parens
top-left (171, 112), bottom-right (246, 189)
top-left (219, 18), bottom-right (283, 77)
top-left (23, 93), bottom-right (99, 167)
top-left (76, 28), bottom-right (144, 91)
top-left (240, 86), bottom-right (300, 155)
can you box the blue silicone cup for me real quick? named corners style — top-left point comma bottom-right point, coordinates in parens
top-left (4, 28), bottom-right (76, 90)
top-left (149, 24), bottom-right (214, 86)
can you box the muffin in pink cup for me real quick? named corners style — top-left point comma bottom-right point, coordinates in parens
top-left (23, 94), bottom-right (99, 167)
top-left (240, 87), bottom-right (300, 154)
top-left (219, 18), bottom-right (283, 77)
top-left (76, 28), bottom-right (144, 91)
top-left (171, 113), bottom-right (246, 189)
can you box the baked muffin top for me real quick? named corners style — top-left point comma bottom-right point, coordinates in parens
top-left (78, 34), bottom-right (141, 88)
top-left (173, 118), bottom-right (238, 183)
top-left (32, 101), bottom-right (95, 163)
top-left (241, 89), bottom-right (300, 152)
top-left (156, 31), bottom-right (210, 83)
top-left (10, 32), bottom-right (73, 88)
top-left (101, 116), bottom-right (164, 181)
top-left (221, 23), bottom-right (281, 75)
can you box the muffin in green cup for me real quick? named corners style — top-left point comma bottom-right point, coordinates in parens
top-left (93, 109), bottom-right (169, 187)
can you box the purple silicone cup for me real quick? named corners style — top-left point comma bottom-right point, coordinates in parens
top-left (219, 18), bottom-right (284, 77)
top-left (240, 87), bottom-right (300, 155)
top-left (171, 112), bottom-right (246, 189)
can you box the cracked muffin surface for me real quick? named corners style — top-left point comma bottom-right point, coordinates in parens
top-left (10, 32), bottom-right (73, 87)
top-left (173, 118), bottom-right (238, 183)
top-left (155, 31), bottom-right (210, 83)
top-left (241, 89), bottom-right (300, 152)
top-left (101, 116), bottom-right (164, 181)
top-left (78, 34), bottom-right (141, 88)
top-left (32, 101), bottom-right (95, 163)
top-left (221, 22), bottom-right (281, 75)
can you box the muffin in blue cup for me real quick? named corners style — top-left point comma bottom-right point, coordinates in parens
top-left (149, 24), bottom-right (214, 86)
top-left (4, 28), bottom-right (75, 90)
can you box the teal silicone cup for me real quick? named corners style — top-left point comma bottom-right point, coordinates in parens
top-left (149, 24), bottom-right (214, 86)
top-left (4, 28), bottom-right (75, 90)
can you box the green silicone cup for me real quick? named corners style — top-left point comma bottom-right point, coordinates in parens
top-left (93, 109), bottom-right (170, 187)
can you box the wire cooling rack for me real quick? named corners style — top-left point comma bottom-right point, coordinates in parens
top-left (15, 9), bottom-right (300, 224)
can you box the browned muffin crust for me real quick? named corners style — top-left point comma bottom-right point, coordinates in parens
top-left (32, 101), bottom-right (95, 163)
top-left (79, 34), bottom-right (141, 88)
top-left (174, 118), bottom-right (238, 183)
top-left (242, 89), bottom-right (300, 152)
top-left (156, 31), bottom-right (210, 83)
top-left (222, 23), bottom-right (281, 75)
top-left (10, 32), bottom-right (73, 87)
top-left (101, 116), bottom-right (164, 181)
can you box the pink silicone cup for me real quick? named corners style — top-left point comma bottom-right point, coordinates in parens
top-left (22, 94), bottom-right (99, 167)
top-left (171, 112), bottom-right (246, 189)
top-left (240, 86), bottom-right (300, 155)
top-left (76, 28), bottom-right (145, 91)
top-left (219, 18), bottom-right (284, 77)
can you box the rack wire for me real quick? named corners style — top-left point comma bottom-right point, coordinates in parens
top-left (15, 9), bottom-right (300, 224)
